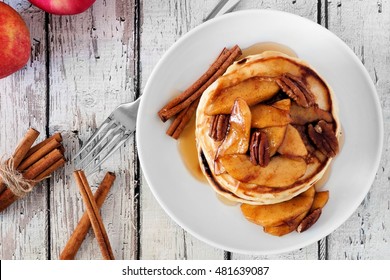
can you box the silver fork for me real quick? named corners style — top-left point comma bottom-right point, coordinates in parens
top-left (74, 98), bottom-right (140, 173)
top-left (74, 0), bottom-right (241, 173)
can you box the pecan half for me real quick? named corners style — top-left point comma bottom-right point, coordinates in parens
top-left (276, 73), bottom-right (315, 108)
top-left (209, 114), bottom-right (229, 141)
top-left (308, 120), bottom-right (339, 157)
top-left (297, 208), bottom-right (322, 233)
top-left (249, 130), bottom-right (270, 167)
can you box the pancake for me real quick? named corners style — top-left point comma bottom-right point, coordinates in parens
top-left (196, 51), bottom-right (340, 205)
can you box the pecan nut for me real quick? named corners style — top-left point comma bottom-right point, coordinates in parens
top-left (249, 130), bottom-right (270, 167)
top-left (297, 208), bottom-right (322, 233)
top-left (308, 120), bottom-right (339, 157)
top-left (209, 114), bottom-right (229, 141)
top-left (276, 73), bottom-right (315, 108)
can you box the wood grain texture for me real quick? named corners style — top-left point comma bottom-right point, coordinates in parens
top-left (236, 0), bottom-right (318, 21)
top-left (0, 1), bottom-right (48, 259)
top-left (326, 0), bottom-right (390, 259)
top-left (48, 1), bottom-right (138, 259)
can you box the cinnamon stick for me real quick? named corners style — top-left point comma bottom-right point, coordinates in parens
top-left (23, 149), bottom-right (64, 180)
top-left (159, 45), bottom-right (242, 122)
top-left (73, 170), bottom-right (115, 260)
top-left (0, 128), bottom-right (40, 194)
top-left (166, 99), bottom-right (200, 139)
top-left (11, 128), bottom-right (40, 169)
top-left (24, 133), bottom-right (62, 159)
top-left (35, 158), bottom-right (66, 181)
top-left (0, 149), bottom-right (64, 212)
top-left (158, 47), bottom-right (230, 121)
top-left (166, 102), bottom-right (191, 137)
top-left (60, 172), bottom-right (116, 260)
top-left (18, 138), bottom-right (61, 171)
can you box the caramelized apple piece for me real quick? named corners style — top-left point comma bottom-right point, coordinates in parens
top-left (264, 212), bottom-right (307, 236)
top-left (290, 102), bottom-right (333, 125)
top-left (277, 124), bottom-right (308, 157)
top-left (251, 104), bottom-right (291, 128)
top-left (310, 191), bottom-right (329, 212)
top-left (241, 186), bottom-right (315, 228)
top-left (205, 78), bottom-right (279, 115)
top-left (293, 125), bottom-right (316, 154)
top-left (216, 98), bottom-right (251, 156)
top-left (261, 126), bottom-right (287, 156)
top-left (219, 154), bottom-right (307, 187)
top-left (298, 156), bottom-right (322, 181)
top-left (272, 99), bottom-right (291, 111)
top-left (214, 98), bottom-right (251, 174)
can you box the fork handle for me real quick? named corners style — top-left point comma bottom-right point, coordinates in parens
top-left (120, 98), bottom-right (141, 112)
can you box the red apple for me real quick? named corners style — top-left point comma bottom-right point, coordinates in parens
top-left (29, 0), bottom-right (96, 15)
top-left (0, 3), bottom-right (31, 79)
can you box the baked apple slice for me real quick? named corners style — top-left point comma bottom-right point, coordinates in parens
top-left (205, 78), bottom-right (279, 115)
top-left (311, 190), bottom-right (329, 211)
top-left (216, 98), bottom-right (251, 156)
top-left (290, 102), bottom-right (333, 125)
top-left (272, 99), bottom-right (291, 111)
top-left (277, 124), bottom-right (308, 157)
top-left (214, 98), bottom-right (251, 174)
top-left (241, 186), bottom-right (315, 228)
top-left (261, 126), bottom-right (287, 157)
top-left (264, 212), bottom-right (307, 236)
top-left (251, 104), bottom-right (291, 128)
top-left (219, 154), bottom-right (307, 187)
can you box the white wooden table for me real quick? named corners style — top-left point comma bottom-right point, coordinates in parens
top-left (0, 0), bottom-right (389, 260)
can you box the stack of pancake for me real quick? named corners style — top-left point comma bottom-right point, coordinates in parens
top-left (196, 51), bottom-right (340, 207)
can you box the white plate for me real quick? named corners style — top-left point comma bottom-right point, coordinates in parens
top-left (137, 10), bottom-right (383, 255)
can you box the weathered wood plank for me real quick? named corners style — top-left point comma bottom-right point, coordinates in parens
top-left (236, 0), bottom-right (318, 18)
top-left (48, 1), bottom-right (138, 259)
top-left (326, 0), bottom-right (390, 259)
top-left (0, 1), bottom-right (47, 259)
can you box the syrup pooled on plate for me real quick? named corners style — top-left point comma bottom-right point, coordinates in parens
top-left (177, 115), bottom-right (208, 183)
top-left (239, 42), bottom-right (298, 59)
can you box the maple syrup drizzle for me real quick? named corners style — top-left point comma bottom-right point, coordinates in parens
top-left (177, 115), bottom-right (208, 183)
top-left (239, 42), bottom-right (298, 59)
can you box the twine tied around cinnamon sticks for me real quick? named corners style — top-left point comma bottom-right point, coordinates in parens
top-left (0, 158), bottom-right (34, 198)
top-left (0, 128), bottom-right (66, 212)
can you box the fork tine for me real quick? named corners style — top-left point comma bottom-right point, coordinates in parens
top-left (73, 116), bottom-right (113, 159)
top-left (82, 128), bottom-right (122, 169)
top-left (82, 128), bottom-right (124, 171)
top-left (76, 123), bottom-right (121, 167)
top-left (89, 133), bottom-right (131, 174)
top-left (74, 98), bottom-right (140, 171)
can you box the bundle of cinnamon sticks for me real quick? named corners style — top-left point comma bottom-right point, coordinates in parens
top-left (158, 45), bottom-right (242, 139)
top-left (0, 128), bottom-right (66, 212)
